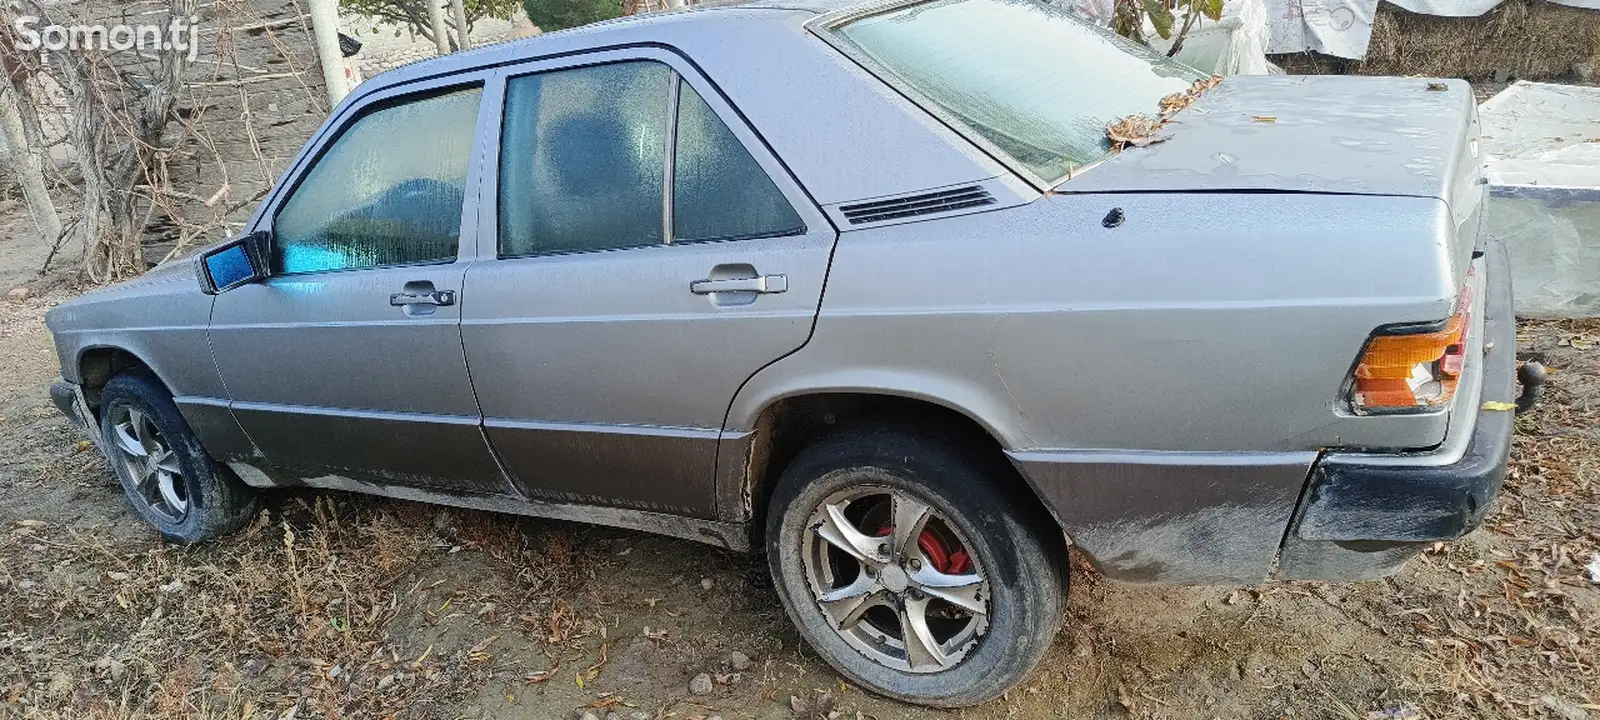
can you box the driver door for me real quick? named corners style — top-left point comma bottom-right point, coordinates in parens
top-left (208, 75), bottom-right (506, 495)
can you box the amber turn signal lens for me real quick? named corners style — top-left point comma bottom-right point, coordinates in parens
top-left (1350, 273), bottom-right (1474, 411)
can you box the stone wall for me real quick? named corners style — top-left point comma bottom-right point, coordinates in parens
top-left (343, 11), bottom-right (538, 79)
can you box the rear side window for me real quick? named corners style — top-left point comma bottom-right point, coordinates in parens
top-left (499, 62), bottom-right (671, 257)
top-left (272, 86), bottom-right (483, 274)
top-left (498, 61), bottom-right (803, 257)
top-left (673, 82), bottom-right (804, 243)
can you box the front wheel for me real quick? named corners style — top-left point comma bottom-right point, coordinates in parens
top-left (99, 371), bottom-right (259, 544)
top-left (766, 425), bottom-right (1068, 707)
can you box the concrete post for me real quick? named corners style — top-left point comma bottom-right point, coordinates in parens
top-left (426, 0), bottom-right (451, 54)
top-left (307, 0), bottom-right (350, 107)
top-left (449, 0), bottom-right (471, 51)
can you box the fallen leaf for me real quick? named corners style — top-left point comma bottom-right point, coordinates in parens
top-left (1482, 401), bottom-right (1517, 412)
top-left (1106, 115), bottom-right (1170, 148)
top-left (1251, 115), bottom-right (1278, 123)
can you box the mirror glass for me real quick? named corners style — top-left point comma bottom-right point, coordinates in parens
top-left (204, 244), bottom-right (257, 291)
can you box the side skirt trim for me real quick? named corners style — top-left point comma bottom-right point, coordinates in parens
top-left (227, 462), bottom-right (750, 551)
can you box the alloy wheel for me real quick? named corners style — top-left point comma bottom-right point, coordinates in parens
top-left (109, 404), bottom-right (188, 523)
top-left (801, 486), bottom-right (990, 673)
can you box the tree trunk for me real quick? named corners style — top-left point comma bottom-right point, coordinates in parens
top-left (449, 0), bottom-right (471, 51)
top-left (427, 0), bottom-right (451, 54)
top-left (37, 0), bottom-right (199, 282)
top-left (0, 85), bottom-right (63, 245)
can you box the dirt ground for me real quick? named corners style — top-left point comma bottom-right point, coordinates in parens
top-left (1, 198), bottom-right (1597, 720)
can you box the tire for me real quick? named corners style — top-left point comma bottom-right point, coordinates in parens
top-left (765, 423), bottom-right (1068, 707)
top-left (98, 371), bottom-right (258, 544)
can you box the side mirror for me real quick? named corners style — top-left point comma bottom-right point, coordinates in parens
top-left (198, 231), bottom-right (269, 295)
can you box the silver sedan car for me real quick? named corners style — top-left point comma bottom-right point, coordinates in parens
top-left (44, 0), bottom-right (1533, 706)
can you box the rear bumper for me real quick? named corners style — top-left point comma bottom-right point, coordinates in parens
top-left (1277, 239), bottom-right (1520, 581)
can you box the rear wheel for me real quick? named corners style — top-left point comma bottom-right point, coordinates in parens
top-left (99, 371), bottom-right (258, 544)
top-left (766, 424), bottom-right (1068, 707)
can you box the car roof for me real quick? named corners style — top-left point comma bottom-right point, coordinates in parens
top-left (330, 0), bottom-right (1014, 209)
top-left (359, 0), bottom-right (864, 93)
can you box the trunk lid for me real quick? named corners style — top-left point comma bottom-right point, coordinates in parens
top-left (1059, 74), bottom-right (1485, 286)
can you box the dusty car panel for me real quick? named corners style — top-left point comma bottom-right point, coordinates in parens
top-left (726, 191), bottom-right (1464, 454)
top-left (1061, 76), bottom-right (1481, 199)
top-left (47, 261), bottom-right (218, 397)
top-left (457, 46), bottom-right (840, 518)
top-left (206, 73), bottom-right (502, 494)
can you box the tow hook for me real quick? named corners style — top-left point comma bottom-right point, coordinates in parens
top-left (1515, 361), bottom-right (1546, 414)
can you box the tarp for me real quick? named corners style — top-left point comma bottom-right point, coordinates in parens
top-left (1267, 0), bottom-right (1600, 59)
top-left (1266, 0), bottom-right (1376, 58)
top-left (1479, 82), bottom-right (1600, 317)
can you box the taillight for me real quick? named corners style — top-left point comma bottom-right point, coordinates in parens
top-left (1349, 268), bottom-right (1474, 412)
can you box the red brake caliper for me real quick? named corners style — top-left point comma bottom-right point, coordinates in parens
top-left (876, 524), bottom-right (971, 575)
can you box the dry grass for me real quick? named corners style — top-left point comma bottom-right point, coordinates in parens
top-left (1395, 319), bottom-right (1600, 718)
top-left (1274, 0), bottom-right (1600, 81)
top-left (0, 495), bottom-right (598, 720)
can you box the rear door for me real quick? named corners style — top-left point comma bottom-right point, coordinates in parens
top-left (461, 49), bottom-right (837, 518)
top-left (209, 74), bottom-right (507, 494)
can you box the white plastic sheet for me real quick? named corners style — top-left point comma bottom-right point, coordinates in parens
top-left (1145, 0), bottom-right (1274, 74)
top-left (1480, 82), bottom-right (1600, 318)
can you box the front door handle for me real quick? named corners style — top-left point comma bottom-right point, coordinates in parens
top-left (390, 289), bottom-right (456, 307)
top-left (690, 275), bottom-right (788, 295)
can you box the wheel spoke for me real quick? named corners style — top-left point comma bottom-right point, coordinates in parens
top-left (156, 472), bottom-right (187, 515)
top-left (889, 494), bottom-right (932, 560)
top-left (153, 450), bottom-right (182, 475)
top-left (817, 574), bottom-right (883, 629)
top-left (129, 409), bottom-right (153, 452)
top-left (815, 502), bottom-right (883, 565)
top-left (910, 566), bottom-right (987, 615)
top-left (114, 421), bottom-right (148, 458)
top-left (897, 596), bottom-right (950, 671)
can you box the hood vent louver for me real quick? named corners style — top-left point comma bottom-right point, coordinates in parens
top-left (840, 186), bottom-right (996, 225)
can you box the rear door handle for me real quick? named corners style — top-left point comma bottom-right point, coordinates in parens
top-left (390, 290), bottom-right (456, 307)
top-left (690, 275), bottom-right (788, 295)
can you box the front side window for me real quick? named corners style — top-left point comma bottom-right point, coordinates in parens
top-left (830, 0), bottom-right (1202, 185)
top-left (499, 62), bottom-right (671, 257)
top-left (273, 86), bottom-right (484, 274)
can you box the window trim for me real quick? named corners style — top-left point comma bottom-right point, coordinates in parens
top-left (484, 48), bottom-right (814, 262)
top-left (246, 73), bottom-right (495, 279)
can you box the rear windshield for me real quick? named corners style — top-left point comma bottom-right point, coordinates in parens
top-left (831, 0), bottom-right (1202, 185)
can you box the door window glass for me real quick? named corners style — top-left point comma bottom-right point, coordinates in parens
top-left (272, 86), bottom-right (483, 274)
top-left (499, 62), bottom-right (671, 257)
top-left (673, 83), bottom-right (804, 243)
